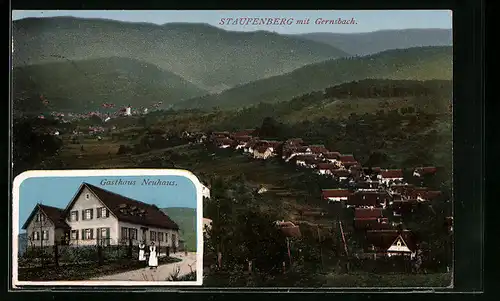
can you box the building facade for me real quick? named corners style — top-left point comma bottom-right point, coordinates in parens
top-left (22, 183), bottom-right (180, 248)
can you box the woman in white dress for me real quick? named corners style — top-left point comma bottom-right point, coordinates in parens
top-left (138, 242), bottom-right (146, 261)
top-left (148, 241), bottom-right (158, 269)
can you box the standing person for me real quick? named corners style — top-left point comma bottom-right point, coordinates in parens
top-left (138, 241), bottom-right (146, 262)
top-left (148, 242), bottom-right (158, 270)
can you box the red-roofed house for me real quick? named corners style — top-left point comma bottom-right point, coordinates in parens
top-left (322, 189), bottom-right (352, 203)
top-left (243, 139), bottom-right (260, 153)
top-left (378, 169), bottom-right (404, 184)
top-left (354, 218), bottom-right (390, 230)
top-left (354, 208), bottom-right (390, 230)
top-left (275, 221), bottom-right (301, 238)
top-left (339, 155), bottom-right (356, 162)
top-left (331, 169), bottom-right (351, 181)
top-left (309, 145), bottom-right (329, 154)
top-left (354, 208), bottom-right (384, 219)
top-left (323, 152), bottom-right (341, 164)
top-left (347, 191), bottom-right (391, 208)
top-left (416, 190), bottom-right (442, 202)
top-left (231, 129), bottom-right (256, 137)
top-left (294, 154), bottom-right (318, 167)
top-left (413, 166), bottom-right (438, 177)
top-left (215, 137), bottom-right (234, 149)
top-left (316, 163), bottom-right (341, 175)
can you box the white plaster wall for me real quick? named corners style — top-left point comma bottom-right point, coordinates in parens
top-left (25, 210), bottom-right (56, 247)
top-left (65, 186), bottom-right (119, 246)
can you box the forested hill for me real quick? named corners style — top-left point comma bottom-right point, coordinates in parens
top-left (13, 17), bottom-right (348, 92)
top-left (13, 57), bottom-right (208, 113)
top-left (297, 28), bottom-right (452, 56)
top-left (174, 46), bottom-right (452, 110)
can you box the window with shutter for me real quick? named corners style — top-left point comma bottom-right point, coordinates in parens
top-left (106, 209), bottom-right (110, 217)
top-left (82, 229), bottom-right (85, 240)
top-left (97, 208), bottom-right (102, 218)
top-left (82, 210), bottom-right (85, 220)
top-left (90, 229), bottom-right (94, 239)
top-left (121, 227), bottom-right (128, 240)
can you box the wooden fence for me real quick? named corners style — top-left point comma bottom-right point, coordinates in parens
top-left (19, 239), bottom-right (179, 268)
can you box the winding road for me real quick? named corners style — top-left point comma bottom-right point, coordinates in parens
top-left (92, 252), bottom-right (197, 281)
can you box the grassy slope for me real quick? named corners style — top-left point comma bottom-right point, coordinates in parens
top-left (175, 46), bottom-right (452, 110)
top-left (13, 57), bottom-right (208, 113)
top-left (161, 207), bottom-right (197, 251)
top-left (297, 28), bottom-right (452, 56)
top-left (13, 17), bottom-right (348, 92)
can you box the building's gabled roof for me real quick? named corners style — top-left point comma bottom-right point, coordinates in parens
top-left (380, 169), bottom-right (404, 178)
top-left (22, 204), bottom-right (70, 230)
top-left (276, 221), bottom-right (301, 238)
top-left (262, 140), bottom-right (282, 148)
top-left (354, 208), bottom-right (384, 219)
top-left (417, 190), bottom-right (442, 200)
top-left (322, 189), bottom-right (352, 198)
top-left (323, 152), bottom-right (341, 159)
top-left (365, 230), bottom-right (417, 252)
top-left (317, 163), bottom-right (338, 170)
top-left (284, 138), bottom-right (304, 145)
top-left (342, 161), bottom-right (359, 168)
top-left (233, 135), bottom-right (252, 143)
top-left (354, 218), bottom-right (390, 230)
top-left (308, 145), bottom-right (329, 154)
top-left (339, 155), bottom-right (356, 162)
top-left (255, 146), bottom-right (271, 153)
top-left (294, 154), bottom-right (317, 161)
top-left (331, 169), bottom-right (351, 177)
top-left (231, 129), bottom-right (255, 137)
top-left (414, 166), bottom-right (438, 175)
top-left (66, 183), bottom-right (179, 230)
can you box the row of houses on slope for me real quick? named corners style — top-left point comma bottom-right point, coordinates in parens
top-left (205, 129), bottom-right (449, 260)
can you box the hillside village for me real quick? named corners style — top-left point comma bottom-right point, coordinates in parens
top-left (193, 128), bottom-right (452, 265)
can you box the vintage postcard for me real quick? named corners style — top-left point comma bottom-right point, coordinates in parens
top-left (11, 10), bottom-right (453, 288)
top-left (12, 169), bottom-right (204, 287)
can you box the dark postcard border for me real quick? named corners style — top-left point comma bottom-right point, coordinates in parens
top-left (7, 0), bottom-right (485, 299)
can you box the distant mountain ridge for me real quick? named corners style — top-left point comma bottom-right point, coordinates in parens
top-left (174, 46), bottom-right (453, 110)
top-left (13, 17), bottom-right (348, 93)
top-left (296, 28), bottom-right (452, 56)
top-left (161, 207), bottom-right (196, 252)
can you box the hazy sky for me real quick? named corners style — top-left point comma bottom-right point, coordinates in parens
top-left (18, 175), bottom-right (197, 231)
top-left (12, 10), bottom-right (452, 34)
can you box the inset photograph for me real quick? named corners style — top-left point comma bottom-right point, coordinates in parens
top-left (12, 170), bottom-right (203, 286)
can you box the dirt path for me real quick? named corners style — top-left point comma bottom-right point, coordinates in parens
top-left (91, 252), bottom-right (197, 281)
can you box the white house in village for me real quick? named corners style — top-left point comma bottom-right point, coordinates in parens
top-left (378, 169), bottom-right (404, 184)
top-left (321, 189), bottom-right (352, 203)
top-left (203, 218), bottom-right (213, 235)
top-left (201, 184), bottom-right (211, 199)
top-left (253, 146), bottom-right (273, 160)
top-left (125, 106), bottom-right (132, 116)
top-left (22, 183), bottom-right (180, 248)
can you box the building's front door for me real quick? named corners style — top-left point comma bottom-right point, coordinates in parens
top-left (141, 227), bottom-right (148, 243)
